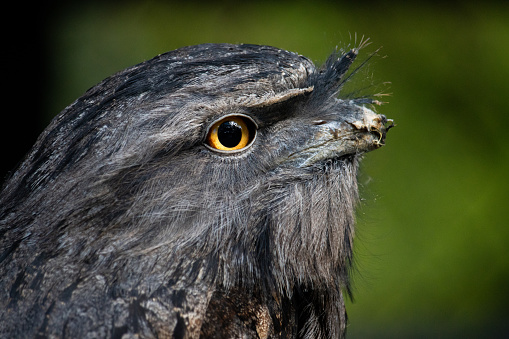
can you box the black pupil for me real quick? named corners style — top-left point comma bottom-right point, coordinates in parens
top-left (218, 121), bottom-right (243, 148)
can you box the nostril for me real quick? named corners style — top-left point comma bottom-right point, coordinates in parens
top-left (377, 114), bottom-right (387, 125)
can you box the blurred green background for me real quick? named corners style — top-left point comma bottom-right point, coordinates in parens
top-left (7, 1), bottom-right (509, 337)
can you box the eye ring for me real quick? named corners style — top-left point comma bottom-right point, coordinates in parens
top-left (205, 114), bottom-right (257, 152)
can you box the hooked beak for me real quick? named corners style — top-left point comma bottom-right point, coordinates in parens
top-left (286, 106), bottom-right (394, 168)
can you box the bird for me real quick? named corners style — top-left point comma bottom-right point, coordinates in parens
top-left (0, 42), bottom-right (392, 338)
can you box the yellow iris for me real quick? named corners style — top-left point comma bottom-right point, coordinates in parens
top-left (207, 116), bottom-right (251, 151)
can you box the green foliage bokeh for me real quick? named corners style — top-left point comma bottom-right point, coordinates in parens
top-left (45, 1), bottom-right (509, 337)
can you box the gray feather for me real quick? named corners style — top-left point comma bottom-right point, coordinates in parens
top-left (0, 43), bottom-right (392, 338)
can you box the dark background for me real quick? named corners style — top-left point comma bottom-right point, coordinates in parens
top-left (3, 1), bottom-right (509, 337)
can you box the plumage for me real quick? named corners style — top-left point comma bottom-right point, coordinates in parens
top-left (0, 43), bottom-right (392, 338)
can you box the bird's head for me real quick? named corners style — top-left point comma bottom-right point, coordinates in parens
top-left (1, 43), bottom-right (392, 296)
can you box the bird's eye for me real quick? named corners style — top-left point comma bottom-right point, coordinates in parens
top-left (206, 115), bottom-right (257, 152)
